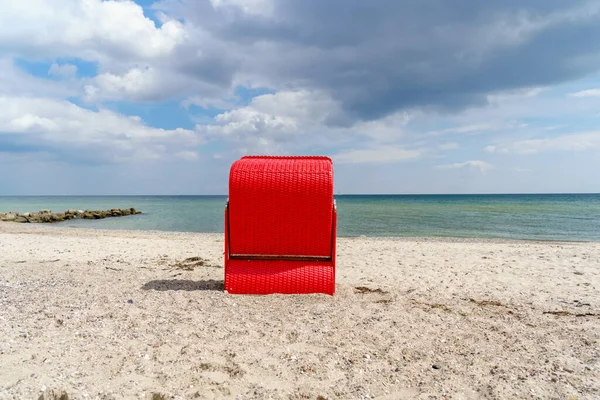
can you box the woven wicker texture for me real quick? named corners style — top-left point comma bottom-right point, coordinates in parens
top-left (225, 259), bottom-right (335, 295)
top-left (225, 156), bottom-right (336, 295)
top-left (228, 156), bottom-right (333, 257)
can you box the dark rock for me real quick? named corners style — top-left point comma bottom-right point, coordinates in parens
top-left (3, 208), bottom-right (142, 223)
top-left (52, 214), bottom-right (66, 222)
top-left (127, 299), bottom-right (134, 304)
top-left (432, 364), bottom-right (442, 370)
top-left (0, 212), bottom-right (18, 222)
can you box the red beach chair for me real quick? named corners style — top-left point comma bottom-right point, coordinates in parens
top-left (224, 156), bottom-right (336, 295)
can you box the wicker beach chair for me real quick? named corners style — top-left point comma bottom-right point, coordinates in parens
top-left (224, 156), bottom-right (337, 295)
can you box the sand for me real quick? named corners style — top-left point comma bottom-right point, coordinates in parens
top-left (0, 222), bottom-right (599, 400)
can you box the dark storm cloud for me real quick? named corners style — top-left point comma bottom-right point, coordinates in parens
top-left (159, 0), bottom-right (600, 122)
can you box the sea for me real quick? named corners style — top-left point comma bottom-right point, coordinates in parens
top-left (1, 194), bottom-right (599, 242)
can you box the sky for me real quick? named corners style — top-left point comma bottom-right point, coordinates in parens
top-left (1, 0), bottom-right (600, 195)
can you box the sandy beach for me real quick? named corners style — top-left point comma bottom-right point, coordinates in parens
top-left (0, 222), bottom-right (599, 400)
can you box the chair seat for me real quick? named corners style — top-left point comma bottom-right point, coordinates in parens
top-left (225, 259), bottom-right (335, 295)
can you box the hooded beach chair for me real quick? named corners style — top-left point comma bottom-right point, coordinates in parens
top-left (224, 156), bottom-right (336, 295)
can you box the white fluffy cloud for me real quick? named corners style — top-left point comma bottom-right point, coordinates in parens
top-left (195, 90), bottom-right (351, 153)
top-left (83, 67), bottom-right (188, 102)
top-left (193, 90), bottom-right (416, 157)
top-left (0, 0), bottom-right (186, 61)
top-left (0, 96), bottom-right (200, 163)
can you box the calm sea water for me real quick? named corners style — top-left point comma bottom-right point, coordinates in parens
top-left (1, 194), bottom-right (599, 241)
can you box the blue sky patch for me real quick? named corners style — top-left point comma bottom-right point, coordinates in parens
top-left (14, 57), bottom-right (97, 79)
top-left (105, 100), bottom-right (197, 130)
top-left (234, 86), bottom-right (277, 105)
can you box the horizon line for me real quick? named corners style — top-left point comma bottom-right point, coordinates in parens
top-left (1, 192), bottom-right (599, 197)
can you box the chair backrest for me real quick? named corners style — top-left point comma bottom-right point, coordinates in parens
top-left (228, 156), bottom-right (334, 258)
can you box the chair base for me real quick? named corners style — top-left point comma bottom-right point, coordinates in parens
top-left (224, 259), bottom-right (335, 295)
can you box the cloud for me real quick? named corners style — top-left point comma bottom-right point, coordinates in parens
top-left (192, 89), bottom-right (413, 156)
top-left (0, 0), bottom-right (230, 105)
top-left (194, 90), bottom-right (354, 154)
top-left (83, 66), bottom-right (222, 103)
top-left (234, 90), bottom-right (345, 126)
top-left (350, 112), bottom-right (412, 143)
top-left (48, 63), bottom-right (78, 79)
top-left (437, 160), bottom-right (494, 172)
top-left (426, 124), bottom-right (497, 136)
top-left (157, 0), bottom-right (600, 122)
top-left (0, 0), bottom-right (186, 61)
top-left (175, 150), bottom-right (200, 161)
top-left (209, 0), bottom-right (275, 16)
top-left (489, 131), bottom-right (600, 154)
top-left (82, 55), bottom-right (238, 103)
top-left (333, 147), bottom-right (421, 164)
top-left (0, 95), bottom-right (200, 163)
top-left (208, 106), bottom-right (298, 140)
top-left (569, 88), bottom-right (600, 97)
top-left (439, 142), bottom-right (459, 150)
top-left (0, 58), bottom-right (78, 98)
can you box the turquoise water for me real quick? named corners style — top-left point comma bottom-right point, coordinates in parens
top-left (1, 194), bottom-right (599, 241)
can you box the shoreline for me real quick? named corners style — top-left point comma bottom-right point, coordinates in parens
top-left (1, 221), bottom-right (599, 399)
top-left (1, 221), bottom-right (595, 244)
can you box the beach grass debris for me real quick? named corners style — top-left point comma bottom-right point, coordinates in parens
top-left (37, 390), bottom-right (69, 400)
top-left (469, 298), bottom-right (507, 307)
top-left (354, 286), bottom-right (388, 294)
top-left (412, 301), bottom-right (452, 312)
top-left (543, 310), bottom-right (600, 317)
top-left (151, 394), bottom-right (168, 400)
top-left (172, 256), bottom-right (207, 271)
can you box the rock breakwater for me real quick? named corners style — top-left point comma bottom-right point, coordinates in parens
top-left (0, 208), bottom-right (142, 223)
